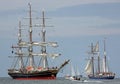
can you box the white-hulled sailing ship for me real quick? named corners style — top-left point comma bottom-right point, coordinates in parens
top-left (8, 3), bottom-right (69, 80)
top-left (85, 39), bottom-right (115, 79)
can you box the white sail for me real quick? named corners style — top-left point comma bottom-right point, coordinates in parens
top-left (102, 38), bottom-right (109, 72)
top-left (93, 41), bottom-right (99, 52)
top-left (102, 58), bottom-right (105, 72)
top-left (102, 55), bottom-right (109, 72)
top-left (76, 67), bottom-right (80, 76)
top-left (71, 64), bottom-right (76, 76)
top-left (85, 59), bottom-right (93, 75)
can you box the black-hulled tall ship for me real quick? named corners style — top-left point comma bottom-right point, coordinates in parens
top-left (8, 4), bottom-right (69, 80)
top-left (85, 39), bottom-right (115, 79)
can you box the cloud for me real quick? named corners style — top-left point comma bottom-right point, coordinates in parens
top-left (0, 0), bottom-right (120, 11)
top-left (47, 17), bottom-right (120, 37)
top-left (1, 16), bottom-right (120, 39)
top-left (1, 1), bottom-right (120, 39)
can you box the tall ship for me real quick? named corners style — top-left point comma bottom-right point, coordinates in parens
top-left (8, 3), bottom-right (69, 80)
top-left (85, 39), bottom-right (115, 79)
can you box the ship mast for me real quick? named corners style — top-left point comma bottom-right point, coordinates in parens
top-left (97, 52), bottom-right (100, 73)
top-left (97, 42), bottom-right (100, 73)
top-left (18, 21), bottom-right (24, 69)
top-left (28, 3), bottom-right (34, 67)
top-left (41, 11), bottom-right (48, 68)
top-left (91, 43), bottom-right (95, 76)
top-left (11, 21), bottom-right (24, 69)
top-left (103, 38), bottom-right (107, 72)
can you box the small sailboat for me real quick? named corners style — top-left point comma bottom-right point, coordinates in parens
top-left (85, 39), bottom-right (115, 79)
top-left (65, 63), bottom-right (82, 81)
top-left (8, 3), bottom-right (69, 80)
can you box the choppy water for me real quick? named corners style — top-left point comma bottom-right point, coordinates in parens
top-left (0, 77), bottom-right (120, 84)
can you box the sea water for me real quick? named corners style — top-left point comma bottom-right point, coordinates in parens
top-left (0, 77), bottom-right (120, 84)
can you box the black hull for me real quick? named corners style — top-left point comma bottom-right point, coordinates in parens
top-left (8, 60), bottom-right (70, 80)
top-left (8, 70), bottom-right (58, 80)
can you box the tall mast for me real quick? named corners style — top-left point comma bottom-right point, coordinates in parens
top-left (18, 21), bottom-right (22, 43)
top-left (91, 43), bottom-right (94, 76)
top-left (28, 3), bottom-right (34, 67)
top-left (103, 38), bottom-right (107, 72)
top-left (18, 21), bottom-right (24, 69)
top-left (29, 3), bottom-right (32, 42)
top-left (97, 42), bottom-right (100, 73)
top-left (41, 11), bottom-right (48, 68)
top-left (41, 11), bottom-right (46, 43)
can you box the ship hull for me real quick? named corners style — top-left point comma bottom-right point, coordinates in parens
top-left (88, 75), bottom-right (115, 79)
top-left (8, 60), bottom-right (70, 80)
top-left (8, 70), bottom-right (57, 80)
